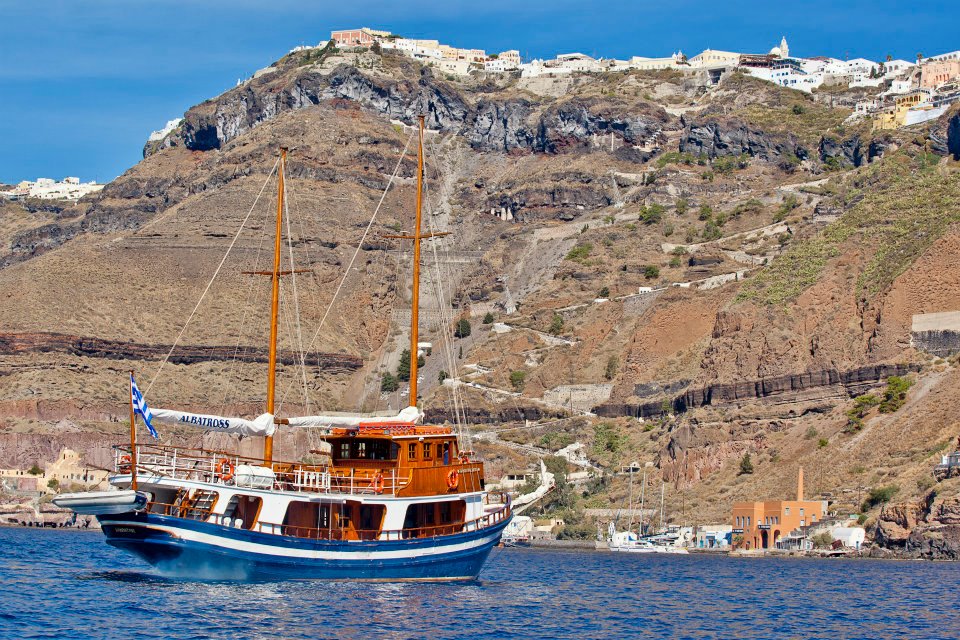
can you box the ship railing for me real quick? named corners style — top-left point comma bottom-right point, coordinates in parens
top-left (252, 496), bottom-right (512, 542)
top-left (113, 444), bottom-right (411, 497)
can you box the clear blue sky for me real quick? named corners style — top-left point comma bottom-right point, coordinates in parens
top-left (1, 0), bottom-right (956, 184)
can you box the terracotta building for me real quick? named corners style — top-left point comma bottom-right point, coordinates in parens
top-left (731, 468), bottom-right (826, 550)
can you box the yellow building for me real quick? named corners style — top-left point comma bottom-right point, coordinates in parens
top-left (0, 449), bottom-right (108, 494)
top-left (731, 468), bottom-right (826, 550)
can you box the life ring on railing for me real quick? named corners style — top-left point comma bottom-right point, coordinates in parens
top-left (372, 472), bottom-right (385, 495)
top-left (216, 458), bottom-right (235, 483)
top-left (118, 455), bottom-right (132, 474)
top-left (446, 469), bottom-right (459, 490)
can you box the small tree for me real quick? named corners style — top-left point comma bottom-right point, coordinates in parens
top-left (604, 355), bottom-right (619, 380)
top-left (380, 372), bottom-right (399, 393)
top-left (879, 376), bottom-right (913, 413)
top-left (810, 532), bottom-right (834, 549)
top-left (397, 349), bottom-right (412, 382)
top-left (674, 198), bottom-right (689, 216)
top-left (598, 286), bottom-right (610, 298)
top-left (27, 463), bottom-right (43, 476)
top-left (739, 453), bottom-right (754, 475)
top-left (438, 370), bottom-right (449, 383)
top-left (549, 313), bottom-right (564, 335)
top-left (509, 370), bottom-right (527, 391)
top-left (47, 478), bottom-right (59, 491)
top-left (454, 318), bottom-right (472, 338)
top-left (643, 265), bottom-right (660, 279)
top-left (482, 312), bottom-right (495, 324)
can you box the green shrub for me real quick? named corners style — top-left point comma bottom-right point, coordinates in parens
top-left (593, 422), bottom-right (626, 455)
top-left (438, 370), bottom-right (449, 383)
top-left (28, 463), bottom-right (43, 476)
top-left (739, 453), bottom-right (754, 475)
top-left (643, 265), bottom-right (660, 279)
top-left (861, 485), bottom-right (899, 511)
top-left (675, 198), bottom-right (689, 215)
top-left (818, 438), bottom-right (829, 449)
top-left (598, 286), bottom-right (610, 298)
top-left (639, 204), bottom-right (665, 225)
top-left (810, 532), bottom-right (833, 548)
top-left (698, 204), bottom-right (713, 221)
top-left (566, 243), bottom-right (593, 262)
top-left (47, 478), bottom-right (59, 490)
top-left (702, 221), bottom-right (722, 240)
top-left (669, 256), bottom-right (682, 268)
top-left (509, 370), bottom-right (527, 391)
top-left (549, 313), bottom-right (564, 335)
top-left (671, 246), bottom-right (688, 256)
top-left (663, 222), bottom-right (675, 237)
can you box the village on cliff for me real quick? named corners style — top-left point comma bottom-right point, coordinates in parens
top-left (317, 27), bottom-right (959, 131)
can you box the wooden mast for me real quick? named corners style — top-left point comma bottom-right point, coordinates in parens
top-left (264, 147), bottom-right (286, 465)
top-left (128, 370), bottom-right (137, 491)
top-left (408, 116), bottom-right (425, 406)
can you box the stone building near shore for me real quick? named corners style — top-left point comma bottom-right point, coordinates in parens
top-left (0, 448), bottom-right (108, 495)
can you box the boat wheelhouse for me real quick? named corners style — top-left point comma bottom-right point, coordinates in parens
top-left (55, 115), bottom-right (511, 581)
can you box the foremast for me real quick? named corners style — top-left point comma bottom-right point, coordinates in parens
top-left (264, 148), bottom-right (287, 465)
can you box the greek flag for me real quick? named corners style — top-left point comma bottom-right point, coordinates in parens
top-left (130, 373), bottom-right (159, 439)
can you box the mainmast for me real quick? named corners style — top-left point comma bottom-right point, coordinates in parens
top-left (264, 147), bottom-right (287, 464)
top-left (409, 116), bottom-right (425, 406)
top-left (384, 116), bottom-right (448, 410)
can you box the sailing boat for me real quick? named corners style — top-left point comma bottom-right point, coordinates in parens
top-left (54, 116), bottom-right (512, 580)
top-left (608, 469), bottom-right (688, 554)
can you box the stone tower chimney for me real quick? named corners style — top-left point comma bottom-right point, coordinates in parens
top-left (797, 466), bottom-right (804, 501)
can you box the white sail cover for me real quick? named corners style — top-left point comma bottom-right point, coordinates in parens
top-left (287, 406), bottom-right (422, 428)
top-left (151, 408), bottom-right (276, 437)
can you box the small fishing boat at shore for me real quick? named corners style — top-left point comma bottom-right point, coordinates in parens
top-left (54, 116), bottom-right (511, 581)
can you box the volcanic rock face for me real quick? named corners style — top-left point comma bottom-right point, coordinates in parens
top-left (818, 135), bottom-right (864, 168)
top-left (876, 488), bottom-right (960, 559)
top-left (949, 112), bottom-right (960, 160)
top-left (158, 62), bottom-right (670, 159)
top-left (679, 116), bottom-right (807, 161)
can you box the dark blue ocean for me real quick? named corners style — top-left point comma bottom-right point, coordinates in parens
top-left (2, 529), bottom-right (959, 639)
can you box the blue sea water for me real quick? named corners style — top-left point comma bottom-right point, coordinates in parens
top-left (1, 529), bottom-right (959, 639)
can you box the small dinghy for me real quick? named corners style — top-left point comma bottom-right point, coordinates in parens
top-left (53, 490), bottom-right (148, 516)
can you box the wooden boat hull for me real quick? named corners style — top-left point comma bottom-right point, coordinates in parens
top-left (98, 512), bottom-right (511, 581)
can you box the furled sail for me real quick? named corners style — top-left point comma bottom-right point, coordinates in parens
top-left (287, 406), bottom-right (422, 428)
top-left (151, 408), bottom-right (276, 437)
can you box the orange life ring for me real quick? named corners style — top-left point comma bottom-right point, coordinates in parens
top-left (446, 469), bottom-right (459, 490)
top-left (372, 472), bottom-right (385, 495)
top-left (216, 458), bottom-right (235, 483)
top-left (119, 455), bottom-right (132, 474)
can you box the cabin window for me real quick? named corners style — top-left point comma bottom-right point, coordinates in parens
top-left (223, 495), bottom-right (262, 530)
top-left (282, 501), bottom-right (332, 538)
top-left (339, 442), bottom-right (350, 459)
top-left (423, 442), bottom-right (432, 459)
top-left (439, 501), bottom-right (451, 523)
top-left (442, 443), bottom-right (450, 464)
top-left (408, 443), bottom-right (417, 460)
top-left (356, 441), bottom-right (367, 459)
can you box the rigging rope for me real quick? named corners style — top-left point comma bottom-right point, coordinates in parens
top-left (282, 179), bottom-right (312, 415)
top-left (277, 130), bottom-right (415, 411)
top-left (146, 155), bottom-right (281, 395)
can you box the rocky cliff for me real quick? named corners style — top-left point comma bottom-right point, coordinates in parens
top-left (3, 45), bottom-right (960, 527)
